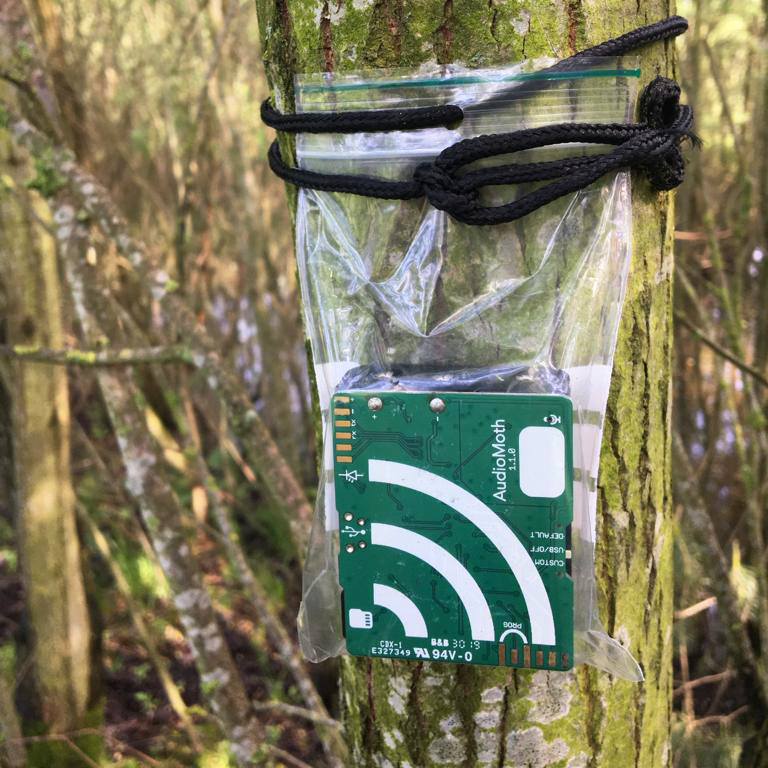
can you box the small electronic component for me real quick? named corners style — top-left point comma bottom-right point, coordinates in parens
top-left (334, 389), bottom-right (573, 670)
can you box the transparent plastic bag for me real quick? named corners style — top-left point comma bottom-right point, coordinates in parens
top-left (293, 58), bottom-right (643, 680)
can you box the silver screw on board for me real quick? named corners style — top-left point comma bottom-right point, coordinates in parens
top-left (368, 397), bottom-right (383, 411)
top-left (345, 544), bottom-right (355, 554)
top-left (429, 397), bottom-right (446, 413)
top-left (358, 541), bottom-right (367, 549)
top-left (344, 512), bottom-right (353, 522)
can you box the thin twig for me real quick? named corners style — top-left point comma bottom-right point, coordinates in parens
top-left (702, 37), bottom-right (744, 175)
top-left (674, 312), bottom-right (768, 387)
top-left (673, 669), bottom-right (735, 696)
top-left (674, 596), bottom-right (717, 620)
top-left (61, 737), bottom-right (102, 768)
top-left (687, 705), bottom-right (749, 730)
top-left (4, 732), bottom-right (100, 767)
top-left (674, 229), bottom-right (731, 241)
top-left (12, 653), bottom-right (33, 692)
top-left (106, 738), bottom-right (164, 767)
top-left (252, 700), bottom-right (341, 729)
top-left (0, 343), bottom-right (194, 366)
top-left (265, 744), bottom-right (316, 768)
top-left (679, 632), bottom-right (696, 736)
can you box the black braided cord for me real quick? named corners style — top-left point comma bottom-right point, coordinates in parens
top-left (261, 100), bottom-right (464, 134)
top-left (262, 17), bottom-right (695, 226)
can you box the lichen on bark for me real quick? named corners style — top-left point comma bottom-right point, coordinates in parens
top-left (256, 1), bottom-right (676, 765)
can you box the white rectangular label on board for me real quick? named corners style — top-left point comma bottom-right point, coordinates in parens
top-left (519, 426), bottom-right (566, 498)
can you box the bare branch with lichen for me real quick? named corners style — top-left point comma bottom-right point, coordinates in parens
top-left (251, 700), bottom-right (341, 729)
top-left (0, 343), bottom-right (195, 366)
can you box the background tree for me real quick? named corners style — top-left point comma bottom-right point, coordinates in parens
top-left (256, 1), bottom-right (676, 765)
top-left (0, 95), bottom-right (92, 750)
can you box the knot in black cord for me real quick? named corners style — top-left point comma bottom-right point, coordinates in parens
top-left (392, 75), bottom-right (696, 225)
top-left (262, 17), bottom-right (697, 226)
top-left (413, 162), bottom-right (478, 213)
top-left (635, 75), bottom-right (694, 190)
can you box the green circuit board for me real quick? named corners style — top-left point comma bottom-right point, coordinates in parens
top-left (334, 390), bottom-right (573, 670)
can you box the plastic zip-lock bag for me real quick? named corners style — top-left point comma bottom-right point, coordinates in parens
top-left (293, 58), bottom-right (643, 681)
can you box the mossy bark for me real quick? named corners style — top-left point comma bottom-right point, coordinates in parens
top-left (256, 1), bottom-right (675, 765)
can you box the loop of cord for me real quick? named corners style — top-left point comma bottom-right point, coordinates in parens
top-left (262, 17), bottom-right (695, 226)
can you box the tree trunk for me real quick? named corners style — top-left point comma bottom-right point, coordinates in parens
top-left (0, 125), bottom-right (92, 735)
top-left (256, 2), bottom-right (675, 766)
top-left (23, 0), bottom-right (88, 161)
top-left (52, 204), bottom-right (263, 767)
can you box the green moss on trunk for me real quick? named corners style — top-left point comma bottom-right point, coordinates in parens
top-left (256, 1), bottom-right (676, 765)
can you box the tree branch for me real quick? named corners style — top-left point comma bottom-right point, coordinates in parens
top-left (0, 343), bottom-right (194, 366)
top-left (673, 669), bottom-right (735, 697)
top-left (251, 700), bottom-right (341, 729)
top-left (675, 311), bottom-right (768, 387)
top-left (687, 705), bottom-right (749, 731)
top-left (264, 744), bottom-right (315, 768)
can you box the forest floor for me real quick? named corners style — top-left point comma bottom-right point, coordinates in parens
top-left (0, 553), bottom-right (333, 767)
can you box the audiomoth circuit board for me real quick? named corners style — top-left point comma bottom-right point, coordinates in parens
top-left (334, 390), bottom-right (573, 670)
